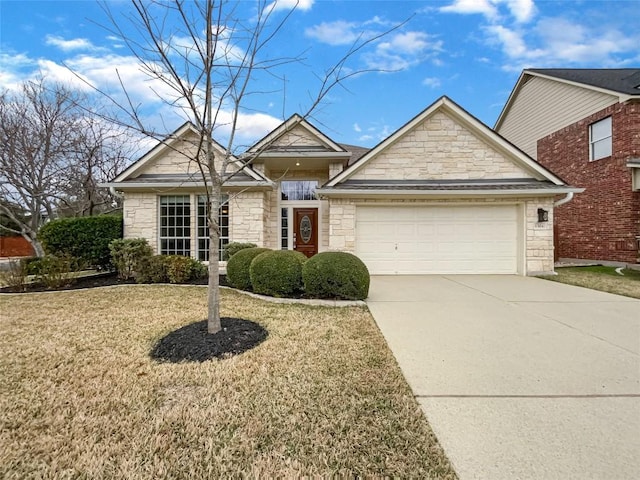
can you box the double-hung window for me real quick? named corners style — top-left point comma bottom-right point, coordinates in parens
top-left (197, 194), bottom-right (229, 261)
top-left (159, 195), bottom-right (191, 256)
top-left (589, 116), bottom-right (612, 161)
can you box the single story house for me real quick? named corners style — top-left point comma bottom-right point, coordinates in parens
top-left (103, 96), bottom-right (581, 275)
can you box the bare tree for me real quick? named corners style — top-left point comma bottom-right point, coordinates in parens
top-left (96, 0), bottom-right (398, 334)
top-left (0, 77), bottom-right (132, 255)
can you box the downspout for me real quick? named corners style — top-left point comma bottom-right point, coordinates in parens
top-left (553, 192), bottom-right (573, 207)
top-left (109, 186), bottom-right (124, 199)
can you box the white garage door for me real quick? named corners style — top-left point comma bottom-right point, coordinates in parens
top-left (356, 205), bottom-right (519, 274)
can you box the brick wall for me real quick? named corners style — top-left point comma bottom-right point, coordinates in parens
top-left (0, 236), bottom-right (35, 257)
top-left (537, 101), bottom-right (640, 263)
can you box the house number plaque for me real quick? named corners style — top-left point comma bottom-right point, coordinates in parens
top-left (300, 215), bottom-right (312, 243)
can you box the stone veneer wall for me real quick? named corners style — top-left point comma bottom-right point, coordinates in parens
top-left (350, 111), bottom-right (533, 181)
top-left (328, 197), bottom-right (555, 275)
top-left (229, 191), bottom-right (266, 246)
top-left (123, 192), bottom-right (158, 252)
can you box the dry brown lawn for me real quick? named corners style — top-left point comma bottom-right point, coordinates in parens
top-left (0, 286), bottom-right (456, 479)
top-left (542, 266), bottom-right (640, 299)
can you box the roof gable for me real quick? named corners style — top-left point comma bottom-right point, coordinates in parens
top-left (113, 122), bottom-right (266, 183)
top-left (327, 96), bottom-right (565, 187)
top-left (495, 69), bottom-right (639, 130)
top-left (248, 114), bottom-right (346, 154)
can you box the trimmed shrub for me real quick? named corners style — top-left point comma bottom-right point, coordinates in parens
top-left (166, 255), bottom-right (207, 283)
top-left (109, 238), bottom-right (153, 280)
top-left (226, 247), bottom-right (271, 291)
top-left (38, 215), bottom-right (123, 270)
top-left (223, 242), bottom-right (258, 261)
top-left (302, 252), bottom-right (370, 300)
top-left (136, 255), bottom-right (170, 284)
top-left (250, 250), bottom-right (307, 297)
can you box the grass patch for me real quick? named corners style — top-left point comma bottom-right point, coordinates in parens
top-left (0, 286), bottom-right (456, 478)
top-left (541, 266), bottom-right (640, 299)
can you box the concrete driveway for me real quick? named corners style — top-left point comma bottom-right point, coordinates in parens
top-left (367, 275), bottom-right (640, 479)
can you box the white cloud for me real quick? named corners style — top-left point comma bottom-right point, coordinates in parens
top-left (440, 0), bottom-right (535, 23)
top-left (364, 31), bottom-right (443, 71)
top-left (503, 0), bottom-right (535, 23)
top-left (44, 35), bottom-right (96, 52)
top-left (353, 123), bottom-right (361, 132)
top-left (440, 0), bottom-right (498, 20)
top-left (265, 0), bottom-right (313, 13)
top-left (304, 20), bottom-right (360, 46)
top-left (422, 77), bottom-right (441, 88)
top-left (484, 18), bottom-right (638, 69)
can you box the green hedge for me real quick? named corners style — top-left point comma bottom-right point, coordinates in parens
top-left (250, 250), bottom-right (307, 297)
top-left (39, 215), bottom-right (122, 270)
top-left (302, 252), bottom-right (370, 300)
top-left (226, 247), bottom-right (271, 291)
top-left (223, 242), bottom-right (258, 261)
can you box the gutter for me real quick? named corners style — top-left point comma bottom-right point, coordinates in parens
top-left (109, 186), bottom-right (123, 198)
top-left (553, 192), bottom-right (574, 207)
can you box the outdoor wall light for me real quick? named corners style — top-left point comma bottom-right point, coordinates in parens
top-left (537, 208), bottom-right (549, 223)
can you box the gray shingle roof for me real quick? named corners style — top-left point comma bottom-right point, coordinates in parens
top-left (339, 143), bottom-right (370, 166)
top-left (528, 69), bottom-right (640, 96)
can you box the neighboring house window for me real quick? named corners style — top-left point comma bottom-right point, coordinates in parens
top-left (159, 195), bottom-right (191, 256)
top-left (281, 180), bottom-right (318, 200)
top-left (589, 116), bottom-right (612, 161)
top-left (197, 195), bottom-right (229, 261)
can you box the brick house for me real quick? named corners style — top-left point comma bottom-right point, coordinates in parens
top-left (104, 96), bottom-right (579, 275)
top-left (496, 69), bottom-right (640, 264)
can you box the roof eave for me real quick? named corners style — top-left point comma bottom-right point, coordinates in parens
top-left (248, 151), bottom-right (351, 160)
top-left (100, 181), bottom-right (275, 190)
top-left (316, 187), bottom-right (584, 198)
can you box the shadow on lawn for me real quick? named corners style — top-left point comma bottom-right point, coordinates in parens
top-left (150, 318), bottom-right (268, 363)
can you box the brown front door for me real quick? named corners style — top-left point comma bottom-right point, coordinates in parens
top-left (293, 208), bottom-right (318, 258)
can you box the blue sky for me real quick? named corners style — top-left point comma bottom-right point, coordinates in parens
top-left (1, 0), bottom-right (638, 151)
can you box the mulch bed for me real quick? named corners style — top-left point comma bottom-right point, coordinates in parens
top-left (0, 272), bottom-right (227, 293)
top-left (150, 318), bottom-right (268, 363)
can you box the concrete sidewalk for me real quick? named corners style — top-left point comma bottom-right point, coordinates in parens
top-left (367, 275), bottom-right (640, 479)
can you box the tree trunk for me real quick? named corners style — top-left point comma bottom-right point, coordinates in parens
top-left (25, 234), bottom-right (45, 257)
top-left (207, 184), bottom-right (222, 334)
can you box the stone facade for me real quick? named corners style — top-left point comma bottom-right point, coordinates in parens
top-left (328, 197), bottom-right (555, 275)
top-left (537, 101), bottom-right (640, 263)
top-left (350, 111), bottom-right (533, 181)
top-left (123, 191), bottom-right (158, 251)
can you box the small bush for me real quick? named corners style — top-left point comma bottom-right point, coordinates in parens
top-left (136, 255), bottom-right (208, 284)
top-left (250, 250), bottom-right (307, 297)
top-left (226, 247), bottom-right (271, 291)
top-left (38, 215), bottom-right (122, 270)
top-left (0, 260), bottom-right (28, 291)
top-left (223, 242), bottom-right (258, 261)
top-left (20, 256), bottom-right (41, 276)
top-left (302, 252), bottom-right (370, 300)
top-left (166, 255), bottom-right (208, 283)
top-left (109, 238), bottom-right (153, 280)
top-left (34, 255), bottom-right (76, 290)
top-left (136, 255), bottom-right (170, 284)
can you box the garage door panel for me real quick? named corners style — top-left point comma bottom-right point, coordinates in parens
top-left (356, 205), bottom-right (519, 274)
